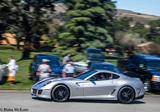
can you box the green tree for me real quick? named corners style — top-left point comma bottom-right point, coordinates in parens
top-left (148, 19), bottom-right (160, 44)
top-left (0, 0), bottom-right (57, 59)
top-left (0, 0), bottom-right (13, 39)
top-left (131, 22), bottom-right (150, 39)
top-left (114, 17), bottom-right (133, 32)
top-left (113, 17), bottom-right (133, 55)
top-left (54, 0), bottom-right (116, 58)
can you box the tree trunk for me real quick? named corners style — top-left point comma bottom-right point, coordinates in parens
top-left (22, 48), bottom-right (30, 59)
top-left (16, 40), bottom-right (20, 50)
top-left (21, 39), bottom-right (33, 59)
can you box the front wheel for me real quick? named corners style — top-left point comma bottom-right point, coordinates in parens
top-left (118, 86), bottom-right (135, 104)
top-left (51, 85), bottom-right (70, 102)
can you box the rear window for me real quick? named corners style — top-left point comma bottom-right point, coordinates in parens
top-left (112, 74), bottom-right (120, 79)
top-left (37, 57), bottom-right (60, 67)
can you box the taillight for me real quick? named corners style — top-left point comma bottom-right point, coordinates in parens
top-left (152, 76), bottom-right (155, 81)
top-left (152, 75), bottom-right (160, 82)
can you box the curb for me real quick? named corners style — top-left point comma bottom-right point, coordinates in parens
top-left (0, 90), bottom-right (30, 93)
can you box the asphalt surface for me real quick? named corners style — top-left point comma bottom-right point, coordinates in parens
top-left (0, 91), bottom-right (160, 112)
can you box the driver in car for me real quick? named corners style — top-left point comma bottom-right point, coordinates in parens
top-left (97, 74), bottom-right (106, 80)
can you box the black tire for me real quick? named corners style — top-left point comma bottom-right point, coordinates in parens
top-left (118, 86), bottom-right (135, 104)
top-left (51, 85), bottom-right (70, 102)
top-left (144, 79), bottom-right (151, 92)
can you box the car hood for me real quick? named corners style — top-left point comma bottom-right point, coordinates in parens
top-left (49, 77), bottom-right (80, 82)
top-left (33, 77), bottom-right (81, 87)
top-left (33, 77), bottom-right (83, 89)
top-left (148, 69), bottom-right (160, 75)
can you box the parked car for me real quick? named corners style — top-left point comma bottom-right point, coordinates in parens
top-left (90, 62), bottom-right (119, 73)
top-left (73, 62), bottom-right (88, 74)
top-left (0, 59), bottom-right (7, 84)
top-left (73, 62), bottom-right (119, 74)
top-left (118, 54), bottom-right (160, 91)
top-left (85, 48), bottom-right (105, 62)
top-left (73, 48), bottom-right (105, 74)
top-left (31, 70), bottom-right (144, 104)
top-left (29, 54), bottom-right (62, 81)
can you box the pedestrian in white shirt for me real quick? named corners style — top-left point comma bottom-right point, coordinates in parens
top-left (6, 56), bottom-right (17, 85)
top-left (36, 59), bottom-right (52, 81)
top-left (62, 60), bottom-right (75, 77)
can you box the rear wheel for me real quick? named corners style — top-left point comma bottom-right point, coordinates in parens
top-left (51, 85), bottom-right (70, 102)
top-left (118, 86), bottom-right (135, 104)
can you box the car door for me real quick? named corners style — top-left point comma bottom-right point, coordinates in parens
top-left (78, 72), bottom-right (115, 96)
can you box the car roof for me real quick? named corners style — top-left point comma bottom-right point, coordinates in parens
top-left (91, 62), bottom-right (115, 66)
top-left (35, 54), bottom-right (59, 59)
top-left (134, 54), bottom-right (160, 61)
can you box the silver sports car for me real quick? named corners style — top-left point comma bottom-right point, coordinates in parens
top-left (31, 70), bottom-right (145, 104)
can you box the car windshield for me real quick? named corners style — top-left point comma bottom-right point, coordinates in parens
top-left (146, 61), bottom-right (160, 70)
top-left (75, 70), bottom-right (97, 80)
top-left (87, 53), bottom-right (104, 61)
top-left (37, 57), bottom-right (60, 67)
top-left (90, 64), bottom-right (119, 73)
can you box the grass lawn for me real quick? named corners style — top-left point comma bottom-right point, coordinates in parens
top-left (0, 49), bottom-right (119, 90)
top-left (0, 49), bottom-right (58, 90)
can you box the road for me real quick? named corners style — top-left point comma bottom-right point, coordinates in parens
top-left (0, 91), bottom-right (160, 112)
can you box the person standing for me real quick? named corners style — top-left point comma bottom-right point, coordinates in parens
top-left (36, 59), bottom-right (52, 81)
top-left (62, 61), bottom-right (75, 78)
top-left (62, 52), bottom-right (71, 65)
top-left (6, 56), bottom-right (17, 85)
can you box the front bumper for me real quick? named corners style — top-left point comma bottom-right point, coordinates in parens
top-left (151, 81), bottom-right (160, 90)
top-left (136, 95), bottom-right (144, 99)
top-left (31, 88), bottom-right (51, 99)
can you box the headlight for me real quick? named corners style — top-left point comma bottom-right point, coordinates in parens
top-left (152, 75), bottom-right (160, 82)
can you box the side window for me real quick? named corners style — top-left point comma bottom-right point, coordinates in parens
top-left (88, 72), bottom-right (112, 81)
top-left (112, 74), bottom-right (120, 79)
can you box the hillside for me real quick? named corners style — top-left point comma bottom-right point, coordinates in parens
top-left (116, 9), bottom-right (160, 24)
top-left (54, 3), bottom-right (160, 25)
